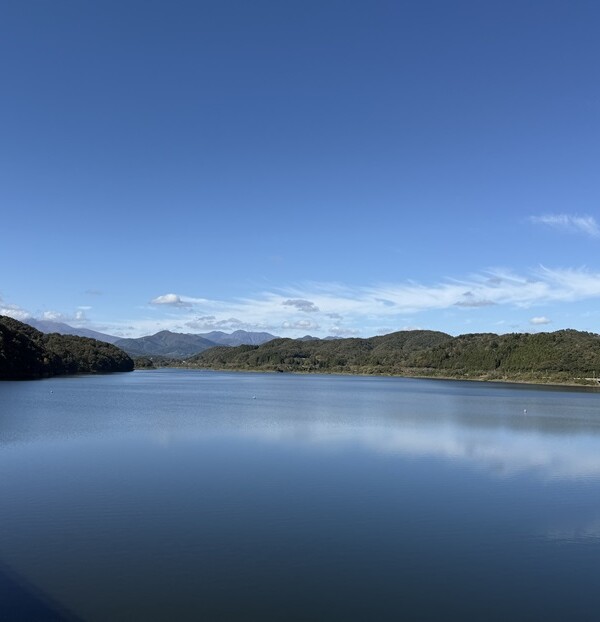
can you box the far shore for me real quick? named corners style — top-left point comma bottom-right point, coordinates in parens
top-left (135, 364), bottom-right (600, 391)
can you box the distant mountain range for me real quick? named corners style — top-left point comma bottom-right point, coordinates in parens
top-left (24, 319), bottom-right (278, 358)
top-left (199, 330), bottom-right (279, 347)
top-left (113, 331), bottom-right (219, 358)
top-left (113, 330), bottom-right (278, 357)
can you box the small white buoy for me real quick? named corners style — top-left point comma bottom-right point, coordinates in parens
top-left (252, 395), bottom-right (257, 399)
top-left (523, 408), bottom-right (527, 414)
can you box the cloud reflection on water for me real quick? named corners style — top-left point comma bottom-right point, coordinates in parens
top-left (3, 372), bottom-right (600, 482)
top-left (241, 418), bottom-right (600, 481)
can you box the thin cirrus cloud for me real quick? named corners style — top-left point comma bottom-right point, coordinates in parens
top-left (282, 319), bottom-right (320, 330)
top-left (184, 317), bottom-right (266, 332)
top-left (6, 264), bottom-right (600, 338)
top-left (530, 214), bottom-right (600, 237)
top-left (329, 326), bottom-right (360, 336)
top-left (144, 265), bottom-right (600, 336)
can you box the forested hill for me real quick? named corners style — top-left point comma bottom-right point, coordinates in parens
top-left (187, 329), bottom-right (600, 385)
top-left (0, 316), bottom-right (134, 380)
top-left (189, 330), bottom-right (452, 374)
top-left (114, 330), bottom-right (218, 358)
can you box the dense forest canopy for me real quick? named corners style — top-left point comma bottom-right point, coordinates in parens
top-left (184, 329), bottom-right (600, 385)
top-left (0, 316), bottom-right (134, 380)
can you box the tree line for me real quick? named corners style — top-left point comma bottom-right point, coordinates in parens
top-left (180, 329), bottom-right (600, 385)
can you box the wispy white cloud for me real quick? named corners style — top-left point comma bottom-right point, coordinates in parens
top-left (135, 266), bottom-right (600, 337)
top-left (530, 316), bottom-right (551, 325)
top-left (0, 300), bottom-right (92, 327)
top-left (0, 298), bottom-right (31, 321)
top-left (41, 308), bottom-right (89, 325)
top-left (530, 214), bottom-right (600, 237)
top-left (7, 266), bottom-right (600, 337)
top-left (42, 310), bottom-right (67, 321)
top-left (282, 319), bottom-right (320, 330)
top-left (185, 316), bottom-right (274, 332)
top-left (9, 263), bottom-right (600, 339)
top-left (329, 326), bottom-right (360, 336)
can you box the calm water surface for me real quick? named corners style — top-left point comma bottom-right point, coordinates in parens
top-left (1, 370), bottom-right (600, 620)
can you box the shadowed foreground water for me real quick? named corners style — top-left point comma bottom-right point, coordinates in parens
top-left (1, 370), bottom-right (600, 621)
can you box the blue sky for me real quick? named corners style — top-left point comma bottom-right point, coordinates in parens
top-left (2, 0), bottom-right (600, 338)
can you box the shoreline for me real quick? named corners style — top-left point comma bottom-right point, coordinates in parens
top-left (139, 364), bottom-right (600, 392)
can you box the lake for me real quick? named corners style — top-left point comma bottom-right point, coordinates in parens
top-left (1, 370), bottom-right (600, 621)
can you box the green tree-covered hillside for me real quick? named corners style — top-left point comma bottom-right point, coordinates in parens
top-left (187, 329), bottom-right (600, 384)
top-left (188, 330), bottom-right (452, 374)
top-left (0, 316), bottom-right (134, 380)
